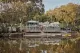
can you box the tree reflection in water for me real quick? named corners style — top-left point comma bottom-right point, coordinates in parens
top-left (0, 39), bottom-right (58, 53)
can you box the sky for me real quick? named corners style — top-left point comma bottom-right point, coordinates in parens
top-left (43, 0), bottom-right (80, 11)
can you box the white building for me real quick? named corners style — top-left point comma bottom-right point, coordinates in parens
top-left (26, 20), bottom-right (61, 33)
top-left (26, 20), bottom-right (41, 32)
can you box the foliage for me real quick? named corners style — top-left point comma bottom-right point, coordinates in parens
top-left (0, 0), bottom-right (44, 24)
top-left (0, 0), bottom-right (44, 32)
top-left (46, 3), bottom-right (80, 30)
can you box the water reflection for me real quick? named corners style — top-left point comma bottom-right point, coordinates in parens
top-left (0, 38), bottom-right (59, 53)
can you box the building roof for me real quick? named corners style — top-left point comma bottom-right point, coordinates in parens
top-left (49, 22), bottom-right (60, 27)
top-left (53, 22), bottom-right (60, 24)
top-left (27, 20), bottom-right (39, 23)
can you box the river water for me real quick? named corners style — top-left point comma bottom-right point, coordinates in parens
top-left (0, 38), bottom-right (60, 53)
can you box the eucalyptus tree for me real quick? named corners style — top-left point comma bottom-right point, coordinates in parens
top-left (0, 0), bottom-right (44, 23)
top-left (0, 0), bottom-right (44, 32)
top-left (46, 3), bottom-right (80, 31)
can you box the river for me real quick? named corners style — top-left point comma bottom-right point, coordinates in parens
top-left (0, 38), bottom-right (61, 53)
